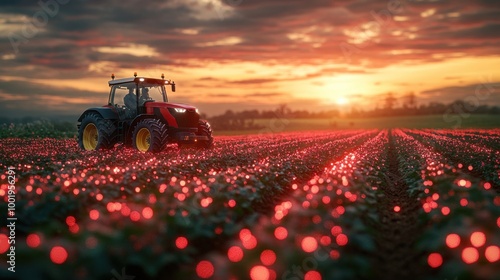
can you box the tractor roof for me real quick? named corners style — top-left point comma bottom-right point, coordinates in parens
top-left (108, 77), bottom-right (173, 86)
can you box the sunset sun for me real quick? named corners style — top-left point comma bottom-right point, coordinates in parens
top-left (335, 97), bottom-right (349, 105)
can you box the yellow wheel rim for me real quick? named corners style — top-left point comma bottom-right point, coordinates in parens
top-left (136, 128), bottom-right (151, 152)
top-left (83, 123), bottom-right (98, 150)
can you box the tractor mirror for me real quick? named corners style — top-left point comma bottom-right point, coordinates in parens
top-left (171, 83), bottom-right (176, 92)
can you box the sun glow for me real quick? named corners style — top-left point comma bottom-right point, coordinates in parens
top-left (336, 97), bottom-right (349, 105)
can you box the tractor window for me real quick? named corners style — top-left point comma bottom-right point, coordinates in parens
top-left (139, 83), bottom-right (167, 104)
top-left (110, 82), bottom-right (167, 109)
top-left (111, 85), bottom-right (136, 108)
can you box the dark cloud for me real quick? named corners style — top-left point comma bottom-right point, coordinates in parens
top-left (0, 80), bottom-right (106, 118)
top-left (420, 82), bottom-right (500, 104)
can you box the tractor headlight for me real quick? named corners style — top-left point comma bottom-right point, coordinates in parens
top-left (174, 108), bottom-right (186, 113)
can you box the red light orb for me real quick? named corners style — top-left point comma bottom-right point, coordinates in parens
top-left (50, 246), bottom-right (68, 264)
top-left (196, 260), bottom-right (214, 279)
top-left (427, 253), bottom-right (443, 268)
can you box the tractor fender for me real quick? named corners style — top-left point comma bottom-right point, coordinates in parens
top-left (77, 107), bottom-right (118, 122)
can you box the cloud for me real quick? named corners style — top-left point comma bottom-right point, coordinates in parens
top-left (0, 80), bottom-right (104, 118)
top-left (419, 82), bottom-right (500, 104)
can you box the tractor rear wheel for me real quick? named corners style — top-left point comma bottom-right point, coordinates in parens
top-left (132, 119), bottom-right (168, 153)
top-left (78, 113), bottom-right (117, 151)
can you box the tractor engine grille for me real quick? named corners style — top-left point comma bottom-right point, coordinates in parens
top-left (168, 108), bottom-right (199, 129)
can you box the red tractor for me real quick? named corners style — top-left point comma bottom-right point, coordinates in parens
top-left (77, 73), bottom-right (213, 152)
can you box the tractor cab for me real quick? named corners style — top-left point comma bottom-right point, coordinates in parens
top-left (108, 74), bottom-right (174, 119)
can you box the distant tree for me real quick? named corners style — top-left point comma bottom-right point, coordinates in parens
top-left (384, 93), bottom-right (397, 111)
top-left (276, 104), bottom-right (290, 117)
top-left (404, 92), bottom-right (417, 109)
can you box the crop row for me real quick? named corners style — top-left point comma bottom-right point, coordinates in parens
top-left (392, 130), bottom-right (500, 279)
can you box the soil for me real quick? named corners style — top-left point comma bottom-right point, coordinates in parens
top-left (372, 132), bottom-right (429, 279)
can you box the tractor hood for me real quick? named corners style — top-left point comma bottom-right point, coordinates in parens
top-left (145, 102), bottom-right (197, 110)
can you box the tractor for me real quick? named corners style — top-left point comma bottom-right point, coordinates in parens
top-left (77, 73), bottom-right (213, 152)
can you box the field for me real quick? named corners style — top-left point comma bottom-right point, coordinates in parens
top-left (1, 129), bottom-right (499, 280)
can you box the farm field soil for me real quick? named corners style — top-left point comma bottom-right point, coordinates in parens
top-left (0, 129), bottom-right (499, 280)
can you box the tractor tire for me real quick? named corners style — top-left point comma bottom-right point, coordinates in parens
top-left (132, 119), bottom-right (168, 153)
top-left (78, 113), bottom-right (117, 151)
top-left (196, 120), bottom-right (214, 149)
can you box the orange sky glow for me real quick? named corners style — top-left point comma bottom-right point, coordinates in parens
top-left (0, 0), bottom-right (499, 117)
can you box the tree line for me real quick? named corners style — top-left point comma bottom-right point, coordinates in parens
top-left (207, 96), bottom-right (500, 130)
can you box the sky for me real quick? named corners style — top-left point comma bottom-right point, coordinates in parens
top-left (0, 0), bottom-right (499, 118)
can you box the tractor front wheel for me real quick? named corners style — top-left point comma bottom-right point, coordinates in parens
top-left (78, 113), bottom-right (117, 151)
top-left (132, 119), bottom-right (168, 153)
top-left (195, 120), bottom-right (214, 149)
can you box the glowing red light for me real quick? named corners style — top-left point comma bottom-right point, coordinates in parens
top-left (427, 253), bottom-right (443, 268)
top-left (458, 179), bottom-right (466, 187)
top-left (462, 247), bottom-right (479, 264)
top-left (175, 236), bottom-right (188, 249)
top-left (336, 234), bottom-right (348, 246)
top-left (394, 206), bottom-right (401, 212)
top-left (66, 216), bottom-right (76, 226)
top-left (484, 182), bottom-right (491, 190)
top-left (121, 205), bottom-right (131, 216)
top-left (250, 265), bottom-right (269, 280)
top-left (228, 199), bottom-right (236, 207)
top-left (142, 207), bottom-right (153, 219)
top-left (441, 207), bottom-right (450, 215)
top-left (322, 196), bottom-right (330, 204)
top-left (26, 233), bottom-right (41, 248)
top-left (260, 249), bottom-right (276, 266)
top-left (243, 235), bottom-right (257, 250)
top-left (107, 202), bottom-right (114, 212)
top-left (445, 233), bottom-right (460, 248)
top-left (301, 236), bottom-right (318, 253)
top-left (330, 225), bottom-right (342, 236)
top-left (320, 236), bottom-right (331, 246)
top-left (130, 211), bottom-right (141, 222)
top-left (460, 198), bottom-right (468, 206)
top-left (274, 227), bottom-right (288, 240)
top-left (196, 260), bottom-right (214, 279)
top-left (50, 246), bottom-right (68, 264)
top-left (485, 246), bottom-right (500, 262)
top-left (89, 209), bottom-right (99, 220)
top-left (336, 206), bottom-right (345, 215)
top-left (330, 250), bottom-right (340, 259)
top-left (228, 246), bottom-right (244, 262)
top-left (177, 193), bottom-right (186, 201)
top-left (470, 231), bottom-right (486, 247)
top-left (69, 224), bottom-right (79, 233)
top-left (304, 270), bottom-right (322, 280)
top-left (201, 198), bottom-right (210, 207)
top-left (239, 228), bottom-right (251, 240)
top-left (0, 234), bottom-right (9, 254)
